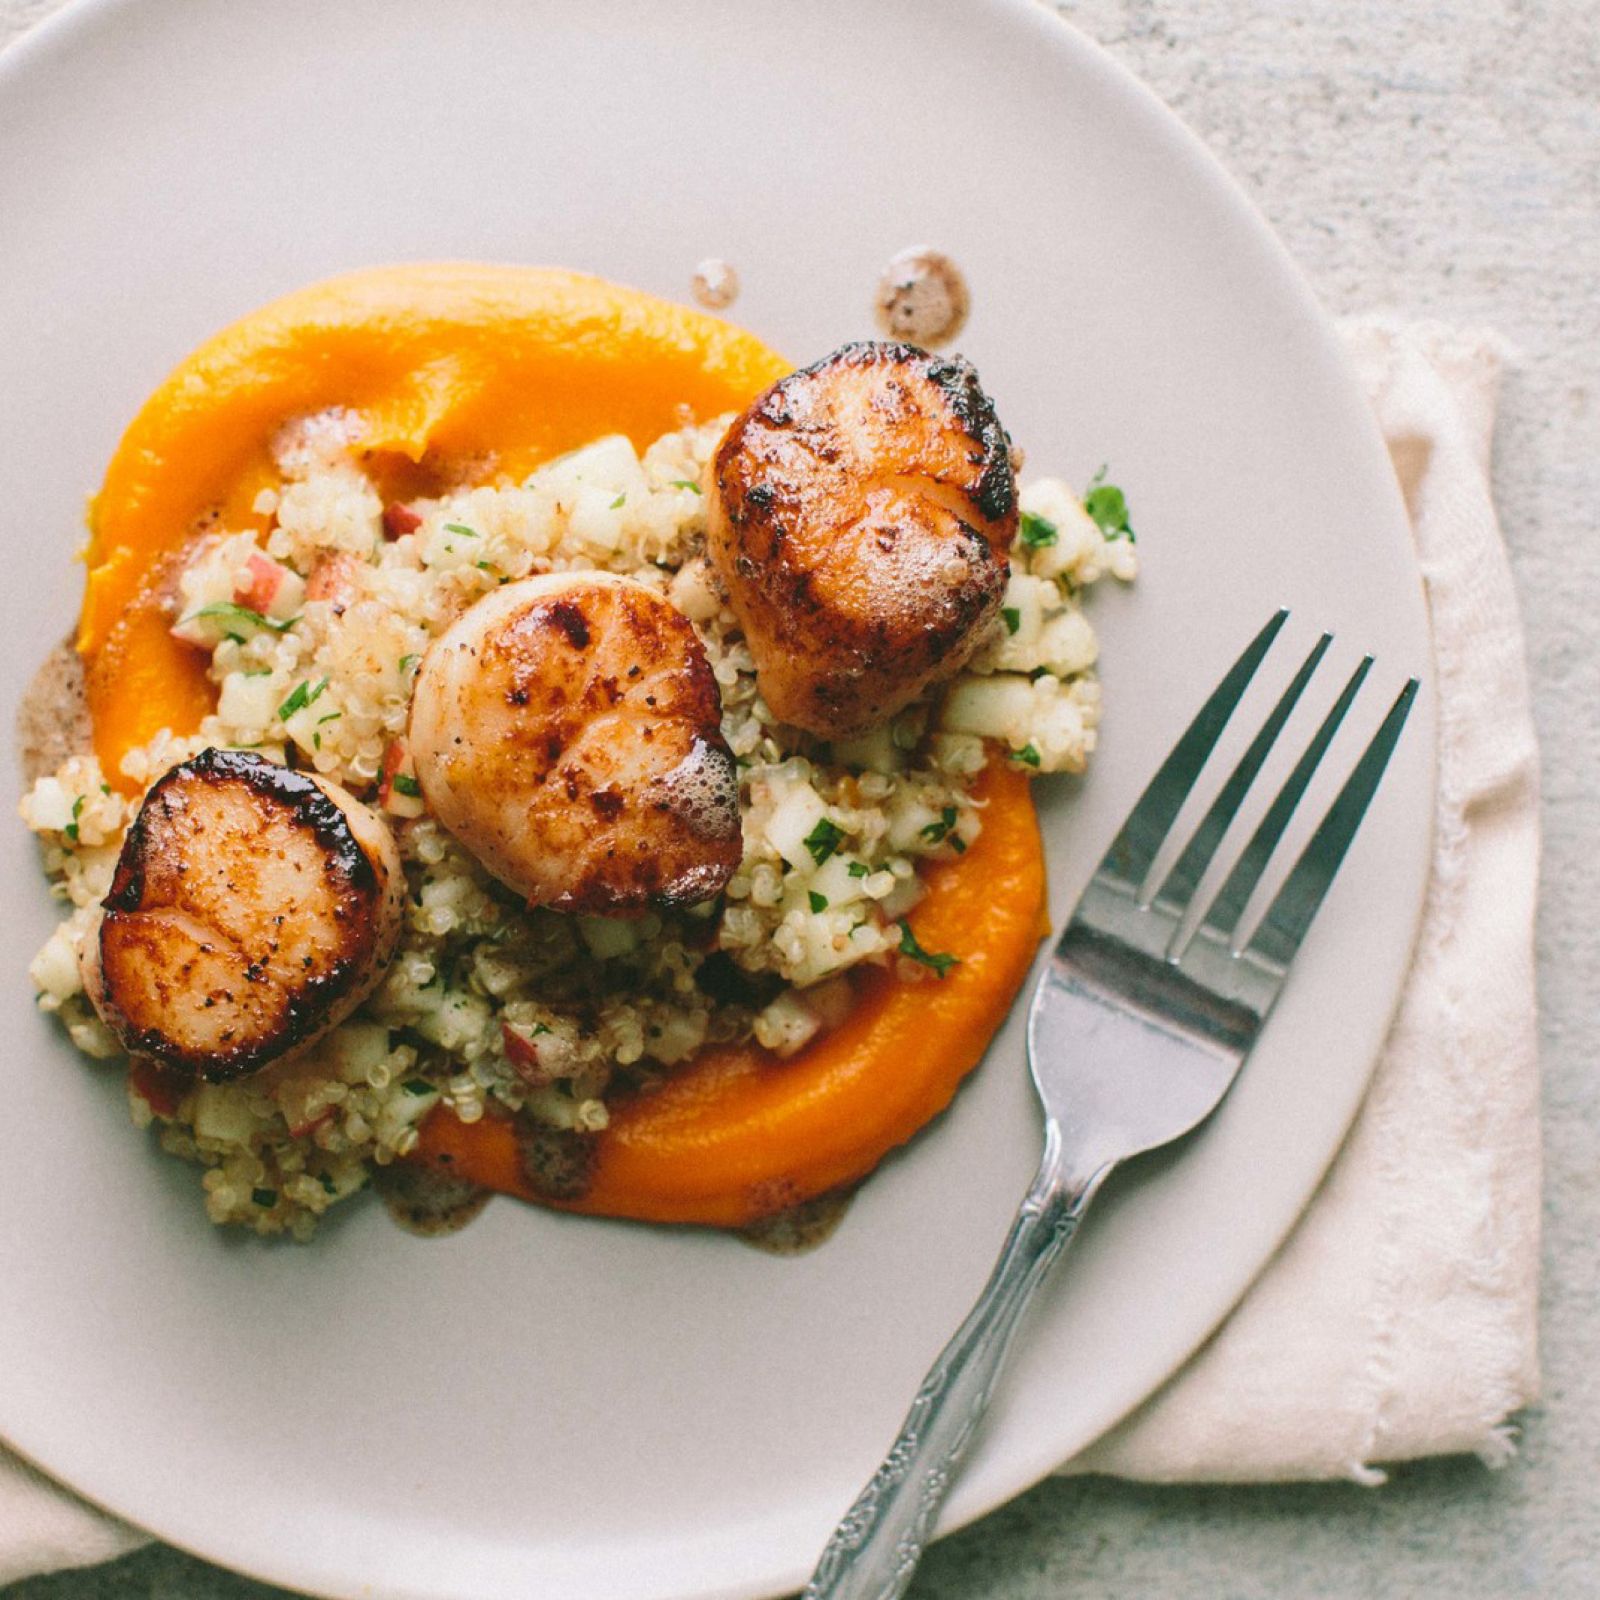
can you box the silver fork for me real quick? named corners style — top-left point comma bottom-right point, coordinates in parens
top-left (804, 609), bottom-right (1420, 1600)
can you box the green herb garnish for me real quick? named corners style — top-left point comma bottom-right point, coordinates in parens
top-left (1001, 606), bottom-right (1021, 635)
top-left (184, 602), bottom-right (298, 635)
top-left (610, 493), bottom-right (627, 509)
top-left (1014, 743), bottom-right (1042, 768)
top-left (398, 654), bottom-right (419, 674)
top-left (316, 711), bottom-right (341, 725)
top-left (63, 794), bottom-right (86, 843)
top-left (443, 522), bottom-right (479, 538)
top-left (251, 1188), bottom-right (278, 1208)
top-left (276, 677), bottom-right (328, 722)
top-left (1083, 466), bottom-right (1135, 541)
top-left (402, 1079), bottom-right (436, 1096)
top-left (392, 774), bottom-right (422, 798)
top-left (670, 479), bottom-right (702, 494)
top-left (318, 1174), bottom-right (339, 1196)
top-left (920, 805), bottom-right (959, 845)
top-left (1019, 511), bottom-right (1058, 549)
top-left (847, 861), bottom-right (869, 878)
top-left (802, 817), bottom-right (845, 866)
top-left (897, 921), bottom-right (959, 978)
top-left (808, 891), bottom-right (828, 913)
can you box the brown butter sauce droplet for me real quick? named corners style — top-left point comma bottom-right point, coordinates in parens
top-left (874, 246), bottom-right (970, 348)
top-left (375, 1161), bottom-right (493, 1238)
top-left (738, 1186), bottom-right (857, 1256)
top-left (691, 258), bottom-right (740, 311)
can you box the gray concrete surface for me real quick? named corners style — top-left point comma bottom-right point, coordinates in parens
top-left (3, 0), bottom-right (1596, 1596)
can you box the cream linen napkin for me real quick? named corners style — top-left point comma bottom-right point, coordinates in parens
top-left (0, 320), bottom-right (1542, 1580)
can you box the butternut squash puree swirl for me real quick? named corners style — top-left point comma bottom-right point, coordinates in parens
top-left (77, 263), bottom-right (1046, 1228)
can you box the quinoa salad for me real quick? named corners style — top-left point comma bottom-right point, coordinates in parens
top-left (21, 408), bottom-right (1136, 1238)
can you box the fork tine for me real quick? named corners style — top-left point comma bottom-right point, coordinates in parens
top-left (1244, 678), bottom-right (1421, 969)
top-left (1099, 608), bottom-right (1289, 888)
top-left (1200, 654), bottom-right (1373, 942)
top-left (1152, 632), bottom-right (1332, 918)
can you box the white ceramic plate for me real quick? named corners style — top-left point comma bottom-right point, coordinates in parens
top-left (0, 2), bottom-right (1434, 1596)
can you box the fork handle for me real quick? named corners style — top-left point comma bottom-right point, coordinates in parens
top-left (803, 1141), bottom-right (1112, 1600)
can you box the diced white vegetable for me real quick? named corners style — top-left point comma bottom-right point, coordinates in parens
top-left (668, 558), bottom-right (722, 623)
top-left (411, 989), bottom-right (492, 1053)
top-left (578, 916), bottom-right (639, 960)
top-left (753, 990), bottom-right (822, 1057)
top-left (23, 776), bottom-right (74, 832)
top-left (1038, 610), bottom-right (1098, 677)
top-left (765, 783), bottom-right (831, 872)
top-left (878, 876), bottom-right (926, 921)
top-left (885, 790), bottom-right (944, 853)
top-left (811, 852), bottom-right (866, 909)
top-left (192, 1083), bottom-right (262, 1144)
top-left (324, 1022), bottom-right (392, 1085)
top-left (940, 675), bottom-right (1038, 743)
top-left (541, 435), bottom-right (650, 506)
top-left (1016, 480), bottom-right (1103, 580)
top-left (830, 723), bottom-right (902, 774)
top-left (28, 924), bottom-right (81, 1002)
top-left (647, 1010), bottom-right (709, 1066)
top-left (216, 672), bottom-right (284, 729)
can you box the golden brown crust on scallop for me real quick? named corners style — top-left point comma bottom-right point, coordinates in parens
top-left (84, 749), bottom-right (404, 1082)
top-left (409, 573), bottom-right (741, 914)
top-left (706, 341), bottom-right (1017, 738)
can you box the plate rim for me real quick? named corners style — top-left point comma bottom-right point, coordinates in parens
top-left (0, 0), bottom-right (1437, 1594)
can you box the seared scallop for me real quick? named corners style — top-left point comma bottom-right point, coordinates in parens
top-left (81, 749), bottom-right (404, 1083)
top-left (409, 572), bottom-right (741, 913)
top-left (706, 341), bottom-right (1017, 738)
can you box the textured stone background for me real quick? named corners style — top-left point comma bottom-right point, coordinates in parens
top-left (2, 0), bottom-right (1596, 1596)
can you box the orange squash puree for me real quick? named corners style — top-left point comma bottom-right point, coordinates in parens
top-left (413, 761), bottom-right (1047, 1227)
top-left (78, 262), bottom-right (791, 787)
top-left (81, 262), bottom-right (1047, 1226)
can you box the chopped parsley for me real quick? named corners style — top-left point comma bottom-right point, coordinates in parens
top-left (1083, 467), bottom-right (1136, 542)
top-left (276, 677), bottom-right (328, 722)
top-left (392, 773), bottom-right (422, 798)
top-left (531, 1023), bottom-right (551, 1036)
top-left (251, 1188), bottom-right (278, 1208)
top-left (401, 1078), bottom-right (436, 1096)
top-left (316, 711), bottom-right (341, 725)
top-left (847, 861), bottom-right (870, 878)
top-left (443, 521), bottom-right (479, 538)
top-left (63, 793), bottom-right (86, 843)
top-left (476, 560), bottom-right (495, 572)
top-left (897, 921), bottom-right (959, 978)
top-left (398, 654), bottom-right (419, 674)
top-left (920, 805), bottom-right (959, 845)
top-left (670, 479), bottom-right (702, 494)
top-left (318, 1173), bottom-right (339, 1196)
top-left (1013, 743), bottom-right (1042, 768)
top-left (1019, 511), bottom-right (1058, 549)
top-left (184, 601), bottom-right (298, 637)
top-left (610, 492), bottom-right (627, 509)
top-left (802, 816), bottom-right (846, 866)
top-left (1001, 606), bottom-right (1021, 635)
top-left (808, 891), bottom-right (828, 913)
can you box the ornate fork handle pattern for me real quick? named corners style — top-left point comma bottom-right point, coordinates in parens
top-left (804, 1141), bottom-right (1111, 1600)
